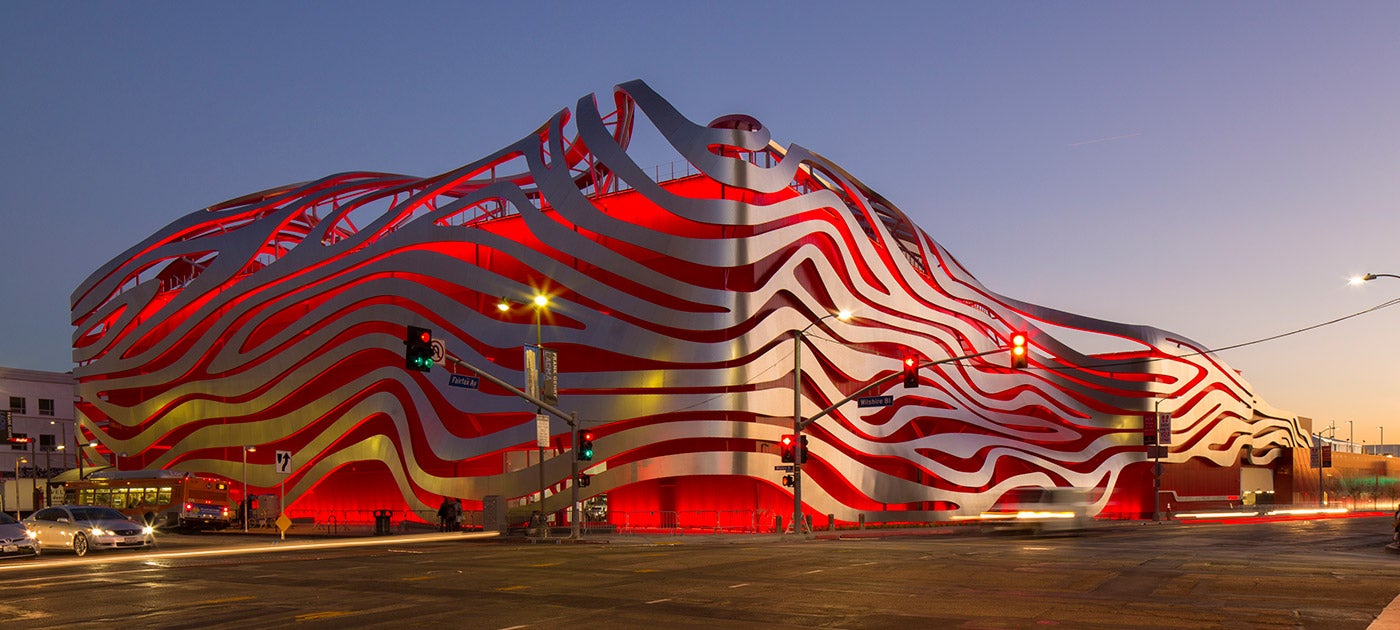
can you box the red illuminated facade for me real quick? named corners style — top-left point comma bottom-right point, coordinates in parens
top-left (70, 80), bottom-right (1309, 527)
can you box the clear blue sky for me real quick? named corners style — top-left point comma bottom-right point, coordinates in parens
top-left (2, 2), bottom-right (1397, 441)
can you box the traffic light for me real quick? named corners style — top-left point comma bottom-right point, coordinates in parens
top-left (799, 435), bottom-right (810, 464)
top-left (404, 325), bottom-right (433, 372)
top-left (577, 472), bottom-right (591, 488)
top-left (780, 434), bottom-right (796, 463)
top-left (577, 429), bottom-right (595, 461)
top-left (782, 474), bottom-right (794, 487)
top-left (903, 356), bottom-right (918, 388)
top-left (1010, 332), bottom-right (1028, 369)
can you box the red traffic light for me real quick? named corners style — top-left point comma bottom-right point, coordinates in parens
top-left (581, 431), bottom-right (595, 442)
top-left (1010, 332), bottom-right (1029, 369)
top-left (417, 330), bottom-right (431, 343)
top-left (780, 434), bottom-right (794, 446)
top-left (903, 356), bottom-right (918, 388)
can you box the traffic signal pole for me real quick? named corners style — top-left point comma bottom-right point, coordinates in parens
top-left (440, 353), bottom-right (583, 540)
top-left (790, 346), bottom-right (1006, 536)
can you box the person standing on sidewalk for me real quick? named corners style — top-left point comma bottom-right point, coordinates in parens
top-left (436, 497), bottom-right (452, 532)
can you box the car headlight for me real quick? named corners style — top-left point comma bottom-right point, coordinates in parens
top-left (26, 529), bottom-right (38, 540)
top-left (142, 526), bottom-right (154, 535)
top-left (90, 527), bottom-right (112, 536)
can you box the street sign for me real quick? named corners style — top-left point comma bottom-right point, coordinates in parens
top-left (774, 465), bottom-right (794, 472)
top-left (1147, 445), bottom-right (1169, 459)
top-left (275, 450), bottom-right (293, 474)
top-left (536, 413), bottom-right (550, 448)
top-left (430, 339), bottom-right (445, 365)
top-left (1310, 444), bottom-right (1333, 468)
top-left (524, 345), bottom-right (540, 398)
top-left (857, 395), bottom-right (893, 408)
top-left (1143, 414), bottom-right (1157, 446)
top-left (541, 347), bottom-right (558, 406)
top-left (1156, 412), bottom-right (1172, 445)
top-left (448, 374), bottom-right (480, 389)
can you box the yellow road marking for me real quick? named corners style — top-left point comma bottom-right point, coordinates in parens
top-left (497, 585), bottom-right (529, 591)
top-left (199, 596), bottom-right (255, 605)
top-left (401, 576), bottom-right (432, 581)
top-left (296, 611), bottom-right (354, 622)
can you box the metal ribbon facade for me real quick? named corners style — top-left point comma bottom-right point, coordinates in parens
top-left (70, 80), bottom-right (1307, 523)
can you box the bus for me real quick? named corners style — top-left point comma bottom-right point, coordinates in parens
top-left (63, 470), bottom-right (233, 531)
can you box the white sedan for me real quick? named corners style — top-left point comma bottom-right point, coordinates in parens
top-left (23, 506), bottom-right (154, 557)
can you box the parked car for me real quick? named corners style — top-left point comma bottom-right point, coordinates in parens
top-left (0, 512), bottom-right (40, 559)
top-left (23, 505), bottom-right (154, 557)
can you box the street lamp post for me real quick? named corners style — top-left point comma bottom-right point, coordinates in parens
top-left (1348, 421), bottom-right (1354, 453)
top-left (14, 457), bottom-right (26, 520)
top-left (242, 446), bottom-right (256, 531)
top-left (791, 310), bottom-right (851, 535)
top-left (500, 293), bottom-right (552, 538)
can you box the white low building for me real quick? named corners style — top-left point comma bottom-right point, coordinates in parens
top-left (1, 366), bottom-right (77, 514)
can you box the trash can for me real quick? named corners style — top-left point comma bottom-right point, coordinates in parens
top-left (373, 510), bottom-right (392, 535)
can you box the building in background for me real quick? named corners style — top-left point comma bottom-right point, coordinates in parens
top-left (69, 80), bottom-right (1312, 529)
top-left (1, 366), bottom-right (77, 513)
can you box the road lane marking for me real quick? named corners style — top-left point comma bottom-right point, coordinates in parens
top-left (729, 583), bottom-right (749, 589)
top-left (296, 611), bottom-right (354, 622)
top-left (803, 569), bottom-right (823, 574)
top-left (530, 561), bottom-right (564, 567)
top-left (199, 596), bottom-right (256, 605)
top-left (646, 598), bottom-right (673, 604)
top-left (497, 585), bottom-right (529, 591)
top-left (401, 576), bottom-right (432, 581)
top-left (634, 568), bottom-right (659, 573)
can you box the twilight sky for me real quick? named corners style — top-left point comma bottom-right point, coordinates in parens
top-left (2, 2), bottom-right (1397, 443)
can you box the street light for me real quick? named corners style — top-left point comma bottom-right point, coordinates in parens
top-left (1349, 273), bottom-right (1400, 285)
top-left (791, 309), bottom-right (852, 535)
top-left (498, 292), bottom-right (552, 537)
top-left (1348, 421), bottom-right (1354, 453)
top-left (242, 446), bottom-right (256, 531)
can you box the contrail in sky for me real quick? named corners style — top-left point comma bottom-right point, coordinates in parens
top-left (1069, 132), bottom-right (1142, 147)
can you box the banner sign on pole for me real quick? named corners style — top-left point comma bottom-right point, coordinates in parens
top-left (524, 345), bottom-right (540, 399)
top-left (541, 347), bottom-right (558, 406)
top-left (1156, 412), bottom-right (1172, 445)
top-left (1143, 414), bottom-right (1157, 447)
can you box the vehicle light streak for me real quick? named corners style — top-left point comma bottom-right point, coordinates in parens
top-left (0, 531), bottom-right (499, 574)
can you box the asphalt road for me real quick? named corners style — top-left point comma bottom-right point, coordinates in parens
top-left (2, 515), bottom-right (1398, 629)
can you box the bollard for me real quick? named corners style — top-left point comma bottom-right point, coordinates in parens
top-left (858, 513), bottom-right (865, 530)
top-left (775, 515), bottom-right (783, 534)
top-left (827, 513), bottom-right (835, 531)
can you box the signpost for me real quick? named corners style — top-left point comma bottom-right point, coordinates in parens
top-left (857, 395), bottom-right (893, 408)
top-left (275, 450), bottom-right (292, 539)
top-left (448, 374), bottom-right (480, 389)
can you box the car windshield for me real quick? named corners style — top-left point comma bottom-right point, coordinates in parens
top-left (0, 512), bottom-right (17, 525)
top-left (70, 507), bottom-right (128, 522)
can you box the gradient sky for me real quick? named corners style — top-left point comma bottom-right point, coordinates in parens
top-left (2, 2), bottom-right (1397, 443)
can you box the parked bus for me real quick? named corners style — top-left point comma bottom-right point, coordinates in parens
top-left (63, 470), bottom-right (233, 530)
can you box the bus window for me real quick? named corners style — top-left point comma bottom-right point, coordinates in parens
top-left (95, 488), bottom-right (111, 507)
top-left (158, 487), bottom-right (172, 505)
top-left (145, 487), bottom-right (159, 505)
top-left (112, 489), bottom-right (127, 509)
